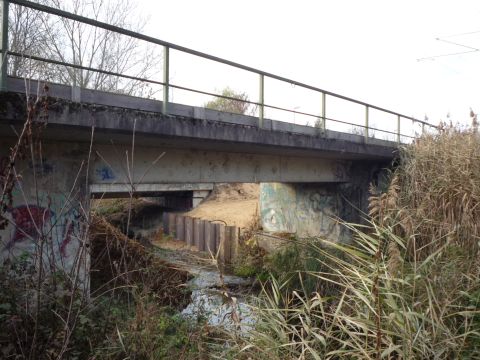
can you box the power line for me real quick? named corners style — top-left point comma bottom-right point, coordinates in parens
top-left (417, 35), bottom-right (480, 61)
top-left (436, 38), bottom-right (479, 51)
top-left (441, 30), bottom-right (480, 38)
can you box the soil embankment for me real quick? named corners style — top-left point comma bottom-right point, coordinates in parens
top-left (183, 183), bottom-right (259, 230)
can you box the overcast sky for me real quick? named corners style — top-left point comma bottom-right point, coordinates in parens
top-left (138, 0), bottom-right (480, 131)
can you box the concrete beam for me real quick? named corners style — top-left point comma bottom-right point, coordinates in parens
top-left (91, 144), bottom-right (350, 183)
top-left (89, 182), bottom-right (214, 195)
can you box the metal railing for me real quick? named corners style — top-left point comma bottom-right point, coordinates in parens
top-left (0, 0), bottom-right (436, 143)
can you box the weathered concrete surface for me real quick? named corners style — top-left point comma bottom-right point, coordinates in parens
top-left (90, 144), bottom-right (350, 184)
top-left (260, 183), bottom-right (348, 240)
top-left (259, 162), bottom-right (384, 240)
top-left (192, 190), bottom-right (211, 208)
top-left (1, 77), bottom-right (397, 162)
top-left (0, 139), bottom-right (89, 274)
top-left (0, 79), bottom-right (397, 193)
top-left (89, 182), bottom-right (213, 198)
top-left (0, 77), bottom-right (393, 265)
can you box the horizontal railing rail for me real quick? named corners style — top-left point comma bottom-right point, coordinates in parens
top-left (0, 0), bottom-right (437, 143)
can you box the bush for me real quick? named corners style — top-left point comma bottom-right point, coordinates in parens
top-left (0, 215), bottom-right (193, 359)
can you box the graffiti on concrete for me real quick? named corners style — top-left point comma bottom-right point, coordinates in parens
top-left (96, 166), bottom-right (115, 181)
top-left (59, 221), bottom-right (74, 258)
top-left (1, 197), bottom-right (83, 263)
top-left (59, 207), bottom-right (81, 258)
top-left (0, 146), bottom-right (86, 274)
top-left (260, 183), bottom-right (296, 234)
top-left (3, 205), bottom-right (54, 250)
top-left (260, 183), bottom-right (344, 240)
top-left (309, 192), bottom-right (331, 212)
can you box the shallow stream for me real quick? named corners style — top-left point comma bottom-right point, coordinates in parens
top-left (154, 247), bottom-right (256, 331)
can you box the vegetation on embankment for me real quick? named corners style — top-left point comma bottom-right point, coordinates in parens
top-left (0, 214), bottom-right (197, 359)
top-left (222, 126), bottom-right (480, 359)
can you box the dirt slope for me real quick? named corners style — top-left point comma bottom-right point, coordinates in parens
top-left (183, 183), bottom-right (259, 230)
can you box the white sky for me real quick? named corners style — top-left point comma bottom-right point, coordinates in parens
top-left (137, 0), bottom-right (480, 135)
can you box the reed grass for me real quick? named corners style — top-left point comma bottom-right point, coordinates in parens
top-left (223, 126), bottom-right (480, 359)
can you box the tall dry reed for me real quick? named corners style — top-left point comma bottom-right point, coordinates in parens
top-left (221, 126), bottom-right (480, 359)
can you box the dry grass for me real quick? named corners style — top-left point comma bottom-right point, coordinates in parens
top-left (89, 214), bottom-right (191, 308)
top-left (220, 126), bottom-right (480, 359)
top-left (370, 127), bottom-right (480, 258)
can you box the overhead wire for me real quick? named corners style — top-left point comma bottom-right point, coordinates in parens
top-left (417, 32), bottom-right (480, 61)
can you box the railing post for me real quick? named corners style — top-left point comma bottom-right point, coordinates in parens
top-left (0, 0), bottom-right (9, 92)
top-left (321, 92), bottom-right (326, 133)
top-left (364, 105), bottom-right (369, 142)
top-left (71, 67), bottom-right (81, 102)
top-left (162, 46), bottom-right (169, 115)
top-left (259, 73), bottom-right (264, 128)
top-left (397, 115), bottom-right (401, 143)
top-left (422, 122), bottom-right (425, 134)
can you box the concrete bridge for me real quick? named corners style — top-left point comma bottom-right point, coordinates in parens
top-left (1, 76), bottom-right (396, 197)
top-left (2, 77), bottom-right (396, 185)
top-left (0, 77), bottom-right (392, 265)
top-left (0, 0), bottom-right (431, 270)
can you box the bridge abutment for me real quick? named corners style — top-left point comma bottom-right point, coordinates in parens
top-left (259, 162), bottom-right (385, 242)
top-left (0, 139), bottom-right (90, 278)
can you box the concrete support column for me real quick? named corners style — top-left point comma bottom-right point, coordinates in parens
top-left (259, 182), bottom-right (349, 242)
top-left (258, 162), bottom-right (380, 243)
top-left (192, 190), bottom-right (210, 208)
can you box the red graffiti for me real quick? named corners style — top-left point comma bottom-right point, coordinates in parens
top-left (59, 221), bottom-right (74, 257)
top-left (4, 205), bottom-right (53, 250)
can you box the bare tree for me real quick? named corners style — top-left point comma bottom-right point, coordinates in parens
top-left (8, 3), bottom-right (48, 78)
top-left (8, 0), bottom-right (162, 97)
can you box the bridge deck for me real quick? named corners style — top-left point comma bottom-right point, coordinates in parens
top-left (1, 77), bottom-right (396, 162)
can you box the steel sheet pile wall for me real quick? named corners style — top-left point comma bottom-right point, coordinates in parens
top-left (162, 212), bottom-right (239, 264)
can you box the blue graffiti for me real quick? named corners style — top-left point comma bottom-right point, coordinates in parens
top-left (96, 167), bottom-right (115, 180)
top-left (28, 158), bottom-right (55, 175)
